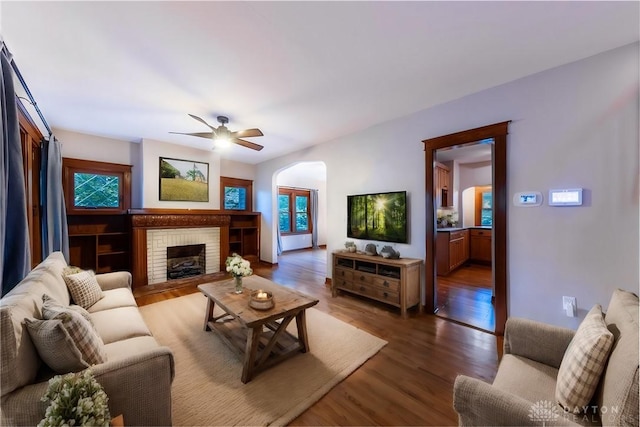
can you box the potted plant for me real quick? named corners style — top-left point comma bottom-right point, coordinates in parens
top-left (39, 370), bottom-right (111, 427)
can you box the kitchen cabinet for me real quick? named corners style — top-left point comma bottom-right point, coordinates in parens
top-left (435, 162), bottom-right (451, 207)
top-left (436, 229), bottom-right (469, 275)
top-left (469, 228), bottom-right (492, 263)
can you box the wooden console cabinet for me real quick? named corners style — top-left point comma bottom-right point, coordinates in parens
top-left (332, 251), bottom-right (422, 318)
top-left (436, 229), bottom-right (469, 275)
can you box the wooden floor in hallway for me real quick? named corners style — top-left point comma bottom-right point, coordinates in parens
top-left (436, 263), bottom-right (495, 332)
top-left (136, 248), bottom-right (500, 426)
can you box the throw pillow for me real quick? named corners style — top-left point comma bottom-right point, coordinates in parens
top-left (26, 305), bottom-right (107, 371)
top-left (41, 294), bottom-right (98, 333)
top-left (63, 270), bottom-right (103, 309)
top-left (24, 318), bottom-right (88, 373)
top-left (556, 304), bottom-right (614, 413)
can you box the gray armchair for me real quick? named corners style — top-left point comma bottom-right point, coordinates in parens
top-left (453, 289), bottom-right (639, 427)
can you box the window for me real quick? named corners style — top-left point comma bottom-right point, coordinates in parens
top-left (278, 187), bottom-right (312, 235)
top-left (474, 186), bottom-right (492, 226)
top-left (62, 158), bottom-right (131, 215)
top-left (481, 192), bottom-right (492, 226)
top-left (220, 177), bottom-right (253, 211)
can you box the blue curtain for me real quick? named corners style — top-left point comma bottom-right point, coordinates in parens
top-left (311, 189), bottom-right (319, 248)
top-left (41, 137), bottom-right (69, 260)
top-left (1, 47), bottom-right (31, 296)
top-left (276, 226), bottom-right (283, 256)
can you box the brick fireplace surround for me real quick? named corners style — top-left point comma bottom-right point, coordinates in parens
top-left (129, 209), bottom-right (232, 293)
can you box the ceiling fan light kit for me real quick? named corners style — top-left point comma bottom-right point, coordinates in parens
top-left (170, 114), bottom-right (264, 151)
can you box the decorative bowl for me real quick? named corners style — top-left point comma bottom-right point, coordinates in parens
top-left (249, 290), bottom-right (274, 310)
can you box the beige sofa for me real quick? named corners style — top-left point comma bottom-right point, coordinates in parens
top-left (453, 288), bottom-right (638, 426)
top-left (0, 252), bottom-right (175, 426)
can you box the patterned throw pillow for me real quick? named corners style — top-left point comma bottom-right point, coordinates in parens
top-left (556, 304), bottom-right (614, 413)
top-left (25, 303), bottom-right (107, 372)
top-left (63, 270), bottom-right (103, 309)
top-left (41, 294), bottom-right (98, 333)
top-left (24, 318), bottom-right (89, 373)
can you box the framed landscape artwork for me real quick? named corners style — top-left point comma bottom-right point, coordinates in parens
top-left (159, 157), bottom-right (209, 202)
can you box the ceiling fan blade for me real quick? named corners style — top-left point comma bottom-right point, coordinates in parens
top-left (232, 138), bottom-right (264, 151)
top-left (188, 114), bottom-right (215, 130)
top-left (231, 128), bottom-right (263, 138)
top-left (169, 131), bottom-right (215, 139)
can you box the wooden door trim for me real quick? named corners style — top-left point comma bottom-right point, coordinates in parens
top-left (423, 121), bottom-right (509, 335)
top-left (18, 100), bottom-right (43, 266)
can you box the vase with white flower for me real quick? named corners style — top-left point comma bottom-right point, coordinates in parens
top-left (226, 253), bottom-right (253, 294)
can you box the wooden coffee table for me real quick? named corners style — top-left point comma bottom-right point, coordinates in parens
top-left (197, 275), bottom-right (319, 383)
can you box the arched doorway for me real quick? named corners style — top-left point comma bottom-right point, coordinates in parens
top-left (274, 161), bottom-right (327, 257)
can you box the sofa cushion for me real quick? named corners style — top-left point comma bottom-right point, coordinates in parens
top-left (90, 306), bottom-right (152, 344)
top-left (493, 354), bottom-right (559, 403)
top-left (87, 288), bottom-right (138, 313)
top-left (104, 336), bottom-right (162, 362)
top-left (63, 270), bottom-right (103, 309)
top-left (556, 304), bottom-right (614, 414)
top-left (596, 289), bottom-right (639, 426)
top-left (0, 252), bottom-right (69, 397)
top-left (24, 317), bottom-right (89, 373)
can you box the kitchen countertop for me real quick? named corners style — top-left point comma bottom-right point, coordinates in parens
top-left (437, 226), bottom-right (491, 231)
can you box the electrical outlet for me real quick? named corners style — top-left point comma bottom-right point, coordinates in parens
top-left (563, 296), bottom-right (577, 317)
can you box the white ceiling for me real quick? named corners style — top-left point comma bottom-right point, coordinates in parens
top-left (2, 1), bottom-right (638, 164)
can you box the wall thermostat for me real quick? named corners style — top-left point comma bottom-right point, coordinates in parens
top-left (549, 188), bottom-right (583, 206)
top-left (513, 191), bottom-right (542, 207)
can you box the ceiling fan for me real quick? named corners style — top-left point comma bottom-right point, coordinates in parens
top-left (171, 114), bottom-right (264, 151)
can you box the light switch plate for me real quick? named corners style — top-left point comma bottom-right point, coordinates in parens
top-left (563, 296), bottom-right (577, 317)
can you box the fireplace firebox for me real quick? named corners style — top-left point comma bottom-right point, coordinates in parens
top-left (167, 244), bottom-right (205, 280)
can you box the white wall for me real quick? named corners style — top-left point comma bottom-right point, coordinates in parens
top-left (56, 128), bottom-right (135, 165)
top-left (58, 130), bottom-right (256, 210)
top-left (55, 128), bottom-right (145, 207)
top-left (461, 188), bottom-right (475, 228)
top-left (256, 42), bottom-right (639, 328)
top-left (140, 139), bottom-right (221, 209)
top-left (457, 161), bottom-right (492, 221)
top-left (220, 159), bottom-right (256, 182)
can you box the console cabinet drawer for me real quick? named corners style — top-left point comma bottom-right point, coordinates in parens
top-left (331, 252), bottom-right (422, 319)
top-left (334, 268), bottom-right (354, 281)
top-left (374, 288), bottom-right (399, 304)
top-left (373, 276), bottom-right (400, 292)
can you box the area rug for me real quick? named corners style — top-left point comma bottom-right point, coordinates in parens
top-left (139, 292), bottom-right (387, 426)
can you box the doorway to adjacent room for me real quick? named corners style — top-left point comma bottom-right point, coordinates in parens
top-left (423, 122), bottom-right (509, 335)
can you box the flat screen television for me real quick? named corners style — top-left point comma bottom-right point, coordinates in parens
top-left (347, 191), bottom-right (408, 243)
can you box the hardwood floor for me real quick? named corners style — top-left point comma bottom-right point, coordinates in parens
top-left (436, 264), bottom-right (495, 332)
top-left (136, 249), bottom-right (500, 426)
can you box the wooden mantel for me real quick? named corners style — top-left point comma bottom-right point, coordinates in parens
top-left (129, 209), bottom-right (231, 289)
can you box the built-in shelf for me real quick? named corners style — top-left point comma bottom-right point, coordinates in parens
top-left (68, 215), bottom-right (130, 273)
top-left (228, 213), bottom-right (260, 262)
